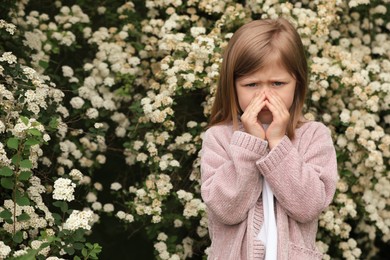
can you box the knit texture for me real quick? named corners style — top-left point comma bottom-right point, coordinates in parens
top-left (200, 121), bottom-right (338, 260)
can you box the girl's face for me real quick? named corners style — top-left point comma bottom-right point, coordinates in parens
top-left (235, 60), bottom-right (297, 124)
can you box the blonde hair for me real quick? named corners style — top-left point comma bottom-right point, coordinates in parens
top-left (209, 18), bottom-right (308, 139)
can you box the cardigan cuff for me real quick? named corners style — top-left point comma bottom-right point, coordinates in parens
top-left (256, 135), bottom-right (292, 175)
top-left (231, 131), bottom-right (268, 155)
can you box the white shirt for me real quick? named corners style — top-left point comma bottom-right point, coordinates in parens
top-left (256, 124), bottom-right (278, 260)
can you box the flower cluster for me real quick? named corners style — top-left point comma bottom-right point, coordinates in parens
top-left (52, 177), bottom-right (76, 202)
top-left (63, 209), bottom-right (94, 231)
top-left (0, 241), bottom-right (11, 259)
top-left (128, 173), bottom-right (173, 224)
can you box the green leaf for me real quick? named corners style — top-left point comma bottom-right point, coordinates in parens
top-left (7, 249), bottom-right (38, 260)
top-left (13, 230), bottom-right (23, 243)
top-left (17, 212), bottom-right (31, 221)
top-left (27, 128), bottom-right (42, 136)
top-left (73, 243), bottom-right (84, 250)
top-left (20, 116), bottom-right (29, 125)
top-left (36, 254), bottom-right (46, 260)
top-left (74, 256), bottom-right (81, 260)
top-left (25, 138), bottom-right (40, 146)
top-left (19, 171), bottom-right (32, 181)
top-left (52, 213), bottom-right (62, 225)
top-left (20, 159), bottom-right (32, 169)
top-left (16, 195), bottom-right (30, 206)
top-left (5, 218), bottom-right (13, 224)
top-left (7, 137), bottom-right (19, 150)
top-left (11, 154), bottom-right (21, 165)
top-left (0, 209), bottom-right (12, 219)
top-left (1, 177), bottom-right (14, 189)
top-left (49, 117), bottom-right (59, 129)
top-left (64, 246), bottom-right (75, 255)
top-left (15, 190), bottom-right (30, 206)
top-left (82, 248), bottom-right (88, 257)
top-left (53, 201), bottom-right (63, 208)
top-left (53, 201), bottom-right (68, 213)
top-left (73, 229), bottom-right (87, 242)
top-left (0, 166), bottom-right (13, 177)
top-left (39, 60), bottom-right (49, 69)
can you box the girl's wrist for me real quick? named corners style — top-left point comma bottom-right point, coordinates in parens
top-left (268, 137), bottom-right (283, 149)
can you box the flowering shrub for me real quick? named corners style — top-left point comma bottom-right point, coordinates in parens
top-left (0, 0), bottom-right (389, 259)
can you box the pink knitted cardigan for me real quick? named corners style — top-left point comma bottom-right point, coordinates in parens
top-left (200, 121), bottom-right (338, 260)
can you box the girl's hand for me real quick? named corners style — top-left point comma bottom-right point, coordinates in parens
top-left (241, 92), bottom-right (267, 139)
top-left (264, 90), bottom-right (290, 149)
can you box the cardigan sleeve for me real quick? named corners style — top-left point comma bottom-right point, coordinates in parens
top-left (200, 126), bottom-right (268, 225)
top-left (256, 123), bottom-right (338, 223)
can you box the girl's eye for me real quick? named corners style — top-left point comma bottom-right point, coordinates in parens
top-left (245, 83), bottom-right (257, 87)
top-left (272, 81), bottom-right (285, 87)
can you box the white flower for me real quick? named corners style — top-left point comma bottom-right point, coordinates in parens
top-left (70, 97), bottom-right (85, 109)
top-left (133, 141), bottom-right (144, 150)
top-left (170, 160), bottom-right (180, 167)
top-left (43, 134), bottom-right (51, 142)
top-left (340, 109), bottom-right (351, 123)
top-left (80, 175), bottom-right (91, 185)
top-left (91, 95), bottom-right (104, 108)
top-left (86, 108), bottom-right (99, 119)
top-left (94, 123), bottom-right (104, 129)
top-left (69, 169), bottom-right (83, 181)
top-left (186, 121), bottom-right (197, 128)
top-left (136, 188), bottom-right (146, 198)
top-left (62, 66), bottom-right (74, 78)
top-left (152, 215), bottom-right (161, 223)
top-left (86, 192), bottom-right (97, 203)
top-left (53, 178), bottom-right (76, 202)
top-left (0, 52), bottom-right (17, 64)
top-left (169, 254), bottom-right (180, 260)
top-left (159, 251), bottom-right (169, 260)
top-left (12, 249), bottom-right (28, 257)
top-left (0, 241), bottom-right (11, 259)
top-left (157, 232), bottom-right (168, 241)
top-left (63, 209), bottom-right (94, 231)
top-left (0, 120), bottom-right (5, 133)
top-left (154, 241), bottom-right (167, 253)
top-left (103, 77), bottom-right (115, 86)
top-left (125, 214), bottom-right (134, 222)
top-left (136, 153), bottom-right (148, 163)
top-left (159, 160), bottom-right (168, 170)
top-left (190, 26), bottom-right (206, 37)
top-left (174, 219), bottom-right (183, 228)
top-left (94, 182), bottom-right (103, 191)
top-left (116, 210), bottom-right (126, 219)
top-left (31, 240), bottom-right (50, 256)
top-left (97, 6), bottom-right (106, 14)
top-left (348, 0), bottom-right (369, 8)
top-left (175, 133), bottom-right (192, 145)
top-left (92, 202), bottom-right (102, 211)
top-left (110, 182), bottom-right (122, 191)
top-left (96, 154), bottom-right (106, 164)
top-left (103, 203), bottom-right (114, 212)
top-left (183, 198), bottom-right (205, 218)
top-left (0, 20), bottom-right (16, 35)
top-left (115, 126), bottom-right (126, 137)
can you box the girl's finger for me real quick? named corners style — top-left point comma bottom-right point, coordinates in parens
top-left (265, 100), bottom-right (281, 118)
top-left (266, 91), bottom-right (288, 114)
top-left (246, 93), bottom-right (266, 114)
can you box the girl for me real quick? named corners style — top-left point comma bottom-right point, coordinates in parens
top-left (200, 18), bottom-right (338, 260)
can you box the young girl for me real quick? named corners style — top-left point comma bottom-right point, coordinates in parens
top-left (200, 18), bottom-right (338, 260)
